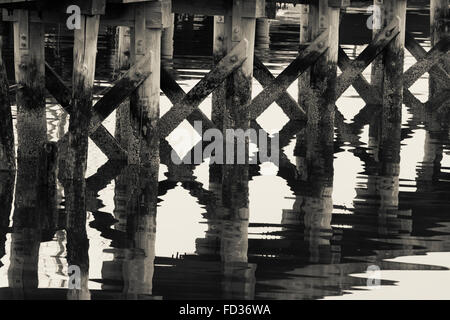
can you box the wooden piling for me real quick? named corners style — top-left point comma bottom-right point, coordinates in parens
top-left (0, 29), bottom-right (14, 171)
top-left (66, 13), bottom-right (100, 181)
top-left (13, 11), bottom-right (47, 159)
top-left (65, 10), bottom-right (101, 301)
top-left (298, 4), bottom-right (312, 112)
top-left (114, 26), bottom-right (132, 149)
top-left (212, 15), bottom-right (228, 131)
top-left (37, 142), bottom-right (59, 232)
top-left (371, 0), bottom-right (386, 90)
top-left (430, 0), bottom-right (449, 98)
top-left (255, 17), bottom-right (270, 49)
top-left (129, 3), bottom-right (161, 166)
top-left (161, 13), bottom-right (175, 68)
top-left (379, 0), bottom-right (406, 170)
top-left (303, 0), bottom-right (339, 181)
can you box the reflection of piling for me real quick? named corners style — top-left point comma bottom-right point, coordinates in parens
top-left (8, 157), bottom-right (41, 297)
top-left (0, 171), bottom-right (14, 262)
top-left (377, 1), bottom-right (406, 177)
top-left (129, 3), bottom-right (161, 166)
top-left (103, 165), bottom-right (158, 299)
top-left (7, 141), bottom-right (60, 297)
top-left (37, 142), bottom-right (59, 234)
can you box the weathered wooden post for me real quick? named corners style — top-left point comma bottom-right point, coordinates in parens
top-left (222, 0), bottom-right (260, 301)
top-left (255, 17), bottom-right (270, 49)
top-left (128, 1), bottom-right (170, 165)
top-left (293, 1), bottom-right (340, 261)
top-left (295, 3), bottom-right (311, 177)
top-left (65, 0), bottom-right (104, 300)
top-left (212, 15), bottom-right (228, 132)
top-left (303, 0), bottom-right (340, 179)
top-left (430, 0), bottom-right (449, 98)
top-left (371, 0), bottom-right (386, 91)
top-left (114, 26), bottom-right (132, 149)
top-left (13, 10), bottom-right (47, 159)
top-left (368, 0), bottom-right (406, 235)
top-left (297, 4), bottom-right (312, 112)
top-left (161, 13), bottom-right (175, 68)
top-left (0, 25), bottom-right (14, 172)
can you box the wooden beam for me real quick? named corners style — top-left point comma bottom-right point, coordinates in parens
top-left (336, 18), bottom-right (400, 99)
top-left (405, 32), bottom-right (450, 84)
top-left (45, 63), bottom-right (128, 160)
top-left (160, 67), bottom-right (217, 132)
top-left (245, 30), bottom-right (329, 120)
top-left (253, 55), bottom-right (306, 120)
top-left (89, 52), bottom-right (153, 134)
top-left (155, 39), bottom-right (248, 139)
top-left (403, 36), bottom-right (450, 89)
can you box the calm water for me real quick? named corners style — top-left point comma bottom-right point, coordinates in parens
top-left (2, 7), bottom-right (450, 300)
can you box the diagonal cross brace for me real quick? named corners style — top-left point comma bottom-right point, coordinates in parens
top-left (55, 51), bottom-right (153, 159)
top-left (403, 35), bottom-right (450, 89)
top-left (246, 29), bottom-right (330, 120)
top-left (336, 18), bottom-right (400, 99)
top-left (405, 32), bottom-right (450, 87)
top-left (253, 55), bottom-right (306, 120)
top-left (45, 63), bottom-right (128, 160)
top-left (155, 39), bottom-right (249, 139)
top-left (160, 67), bottom-right (217, 132)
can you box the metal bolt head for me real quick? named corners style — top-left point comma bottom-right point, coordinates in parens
top-left (318, 42), bottom-right (325, 49)
top-left (385, 30), bottom-right (392, 37)
top-left (230, 56), bottom-right (237, 63)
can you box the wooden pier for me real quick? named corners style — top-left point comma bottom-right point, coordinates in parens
top-left (0, 0), bottom-right (448, 299)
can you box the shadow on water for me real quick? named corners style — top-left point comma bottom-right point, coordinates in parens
top-left (1, 8), bottom-right (450, 300)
